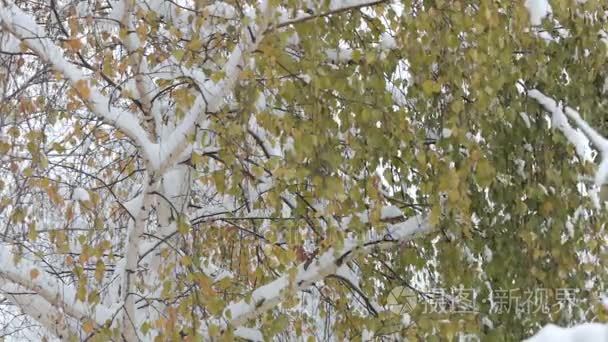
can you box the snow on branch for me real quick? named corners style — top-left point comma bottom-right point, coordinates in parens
top-left (273, 0), bottom-right (389, 29)
top-left (524, 0), bottom-right (552, 26)
top-left (527, 89), bottom-right (594, 162)
top-left (155, 2), bottom-right (274, 174)
top-left (234, 326), bottom-right (264, 341)
top-left (0, 2), bottom-right (156, 165)
top-left (529, 90), bottom-right (608, 154)
top-left (117, 0), bottom-right (160, 140)
top-left (121, 174), bottom-right (156, 340)
top-left (198, 1), bottom-right (389, 30)
top-left (527, 89), bottom-right (608, 207)
top-left (223, 213), bottom-right (431, 329)
top-left (0, 279), bottom-right (77, 339)
top-left (0, 245), bottom-right (114, 329)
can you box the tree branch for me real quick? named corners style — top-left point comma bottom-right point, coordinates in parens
top-left (118, 0), bottom-right (160, 140)
top-left (222, 214), bottom-right (431, 329)
top-left (0, 2), bottom-right (157, 167)
top-left (0, 245), bottom-right (114, 329)
top-left (154, 2), bottom-right (274, 175)
top-left (272, 0), bottom-right (389, 30)
top-left (0, 279), bottom-right (78, 339)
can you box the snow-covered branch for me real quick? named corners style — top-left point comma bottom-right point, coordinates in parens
top-left (155, 2), bottom-right (274, 174)
top-left (202, 0), bottom-right (390, 30)
top-left (223, 213), bottom-right (431, 329)
top-left (527, 89), bottom-right (608, 207)
top-left (528, 89), bottom-right (608, 156)
top-left (121, 176), bottom-right (154, 341)
top-left (0, 279), bottom-right (78, 339)
top-left (273, 0), bottom-right (389, 29)
top-left (117, 0), bottom-right (160, 140)
top-left (0, 245), bottom-right (114, 329)
top-left (0, 2), bottom-right (156, 165)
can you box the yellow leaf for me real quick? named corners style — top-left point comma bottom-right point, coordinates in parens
top-left (74, 80), bottom-right (91, 99)
top-left (19, 41), bottom-right (29, 53)
top-left (541, 200), bottom-right (554, 217)
top-left (30, 268), bottom-right (40, 280)
top-left (180, 255), bottom-right (192, 266)
top-left (8, 126), bottom-right (20, 138)
top-left (65, 38), bottom-right (83, 51)
top-left (187, 38), bottom-right (202, 51)
top-left (28, 222), bottom-right (37, 241)
top-left (211, 71), bottom-right (226, 83)
top-left (68, 17), bottom-right (78, 34)
top-left (429, 203), bottom-right (441, 227)
top-left (0, 141), bottom-right (10, 154)
top-left (83, 321), bottom-right (94, 334)
top-left (191, 152), bottom-right (203, 166)
top-left (239, 69), bottom-right (254, 80)
top-left (94, 260), bottom-right (105, 283)
top-left (76, 284), bottom-right (87, 302)
top-left (422, 80), bottom-right (441, 95)
top-left (136, 24), bottom-right (147, 39)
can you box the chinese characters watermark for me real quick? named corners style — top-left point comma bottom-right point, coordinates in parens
top-left (420, 287), bottom-right (586, 314)
top-left (387, 286), bottom-right (592, 315)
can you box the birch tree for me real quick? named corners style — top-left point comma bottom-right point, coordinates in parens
top-left (0, 0), bottom-right (607, 341)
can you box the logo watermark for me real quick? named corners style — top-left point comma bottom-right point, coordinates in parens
top-left (387, 286), bottom-right (593, 315)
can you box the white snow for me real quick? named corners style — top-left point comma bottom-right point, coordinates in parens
top-left (401, 313), bottom-right (411, 327)
top-left (524, 0), bottom-right (552, 26)
top-left (519, 112), bottom-right (532, 128)
top-left (442, 128), bottom-right (452, 138)
top-left (71, 187), bottom-right (90, 201)
top-left (325, 48), bottom-right (353, 63)
top-left (381, 205), bottom-right (403, 220)
top-left (336, 265), bottom-right (359, 286)
top-left (361, 329), bottom-right (374, 341)
top-left (248, 115), bottom-right (281, 156)
top-left (514, 158), bottom-right (526, 178)
top-left (108, 0), bottom-right (126, 21)
top-left (481, 316), bottom-right (494, 330)
top-left (255, 92), bottom-right (267, 112)
top-left (234, 327), bottom-right (263, 341)
top-left (329, 0), bottom-right (372, 11)
top-left (75, 1), bottom-right (91, 16)
top-left (483, 245), bottom-right (493, 262)
top-left (0, 32), bottom-right (20, 53)
top-left (380, 32), bottom-right (397, 49)
top-left (206, 2), bottom-right (236, 19)
top-left (123, 194), bottom-right (143, 218)
top-left (525, 323), bottom-right (608, 342)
